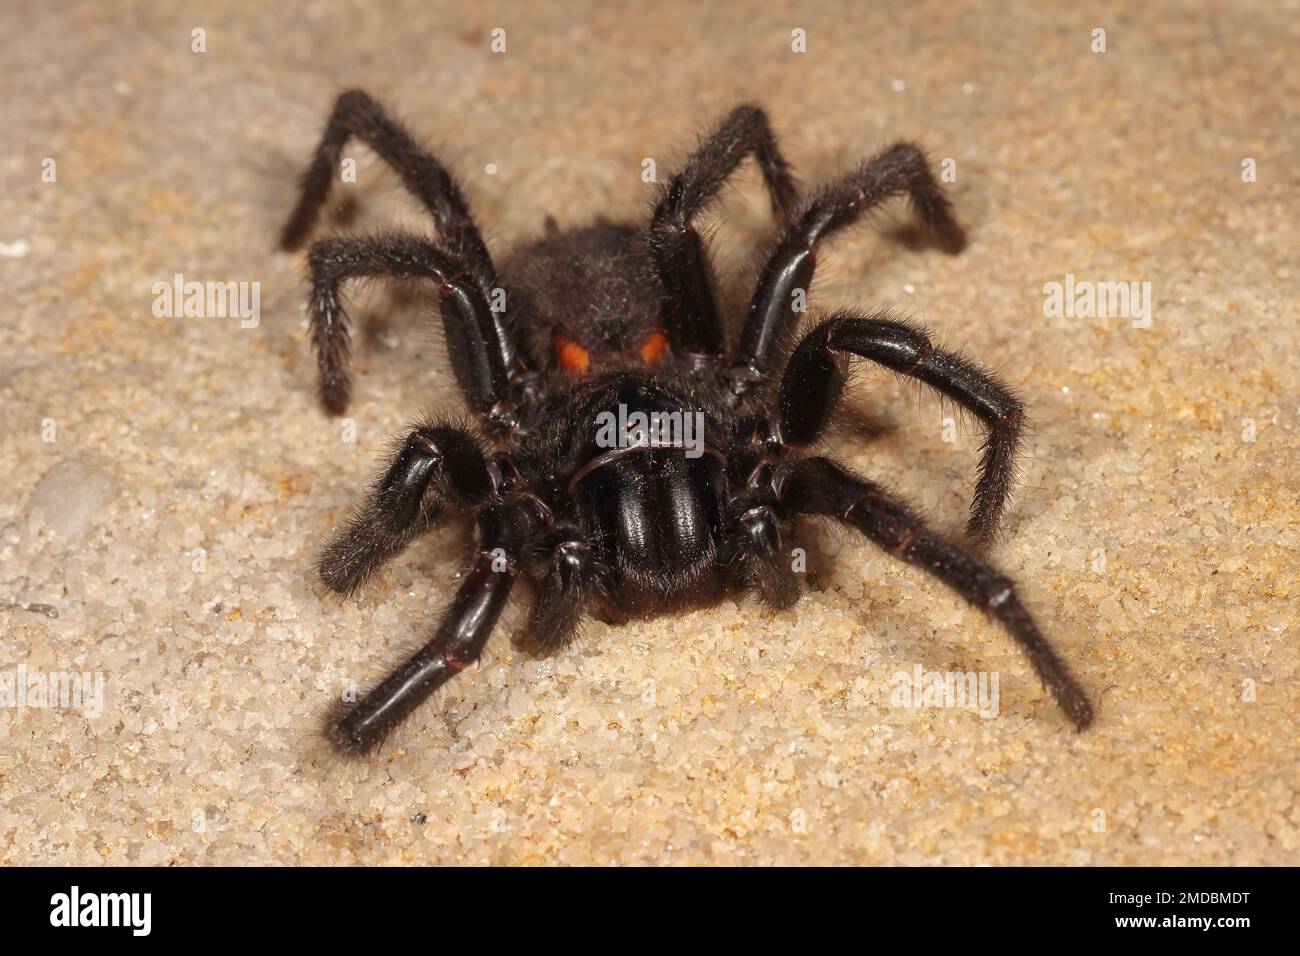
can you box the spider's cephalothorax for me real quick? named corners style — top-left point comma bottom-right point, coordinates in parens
top-left (281, 90), bottom-right (1094, 754)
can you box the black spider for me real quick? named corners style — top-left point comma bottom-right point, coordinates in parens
top-left (280, 90), bottom-right (1094, 755)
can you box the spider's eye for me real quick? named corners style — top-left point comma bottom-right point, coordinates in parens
top-left (640, 331), bottom-right (668, 365)
top-left (553, 331), bottom-right (590, 373)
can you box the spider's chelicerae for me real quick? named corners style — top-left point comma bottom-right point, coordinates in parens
top-left (280, 90), bottom-right (1094, 754)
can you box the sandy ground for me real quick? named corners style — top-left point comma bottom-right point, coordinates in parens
top-left (0, 0), bottom-right (1296, 865)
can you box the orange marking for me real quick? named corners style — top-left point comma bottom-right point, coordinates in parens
top-left (553, 331), bottom-right (590, 373)
top-left (641, 331), bottom-right (668, 365)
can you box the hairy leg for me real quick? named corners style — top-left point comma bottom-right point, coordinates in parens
top-left (647, 105), bottom-right (798, 360)
top-left (317, 423), bottom-right (492, 595)
top-left (721, 443), bottom-right (800, 609)
top-left (785, 456), bottom-right (1092, 729)
top-left (329, 496), bottom-right (539, 754)
top-left (777, 311), bottom-right (1023, 542)
top-left (305, 233), bottom-right (518, 424)
top-left (729, 142), bottom-right (965, 395)
top-left (280, 88), bottom-right (494, 282)
top-left (530, 530), bottom-right (600, 652)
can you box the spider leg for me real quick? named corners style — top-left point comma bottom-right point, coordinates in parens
top-left (728, 142), bottom-right (966, 394)
top-left (647, 105), bottom-right (798, 361)
top-left (721, 447), bottom-right (800, 609)
top-left (777, 310), bottom-right (1023, 542)
top-left (305, 233), bottom-right (522, 426)
top-left (530, 530), bottom-right (600, 652)
top-left (280, 88), bottom-right (493, 279)
top-left (318, 423), bottom-right (492, 595)
top-left (330, 496), bottom-right (539, 755)
top-left (784, 456), bottom-right (1093, 729)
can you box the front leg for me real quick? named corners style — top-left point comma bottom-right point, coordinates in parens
top-left (317, 422), bottom-right (492, 595)
top-left (720, 444), bottom-right (800, 609)
top-left (529, 530), bottom-right (601, 652)
top-left (785, 456), bottom-right (1093, 730)
top-left (329, 496), bottom-right (539, 755)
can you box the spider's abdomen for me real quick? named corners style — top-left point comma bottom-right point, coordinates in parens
top-left (504, 221), bottom-right (665, 376)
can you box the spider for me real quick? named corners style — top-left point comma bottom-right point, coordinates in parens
top-left (279, 90), bottom-right (1094, 754)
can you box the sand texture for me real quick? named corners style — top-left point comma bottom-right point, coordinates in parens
top-left (0, 0), bottom-right (1296, 864)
